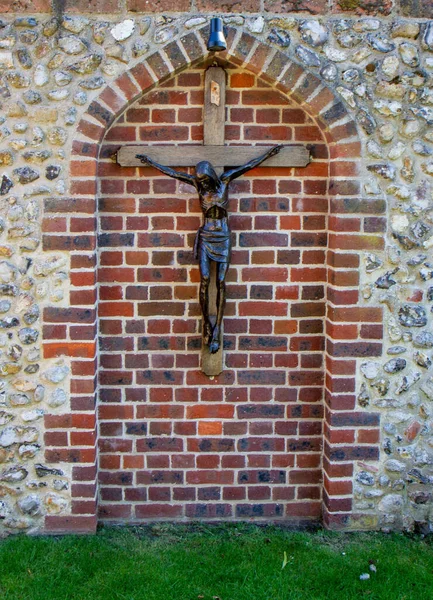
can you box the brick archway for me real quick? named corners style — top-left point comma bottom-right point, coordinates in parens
top-left (42, 27), bottom-right (383, 533)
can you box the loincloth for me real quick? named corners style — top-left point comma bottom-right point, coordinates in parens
top-left (194, 227), bottom-right (231, 263)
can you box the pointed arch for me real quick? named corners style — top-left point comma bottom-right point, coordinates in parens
top-left (42, 26), bottom-right (383, 533)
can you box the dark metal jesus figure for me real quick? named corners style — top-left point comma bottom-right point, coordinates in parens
top-left (136, 144), bottom-right (282, 354)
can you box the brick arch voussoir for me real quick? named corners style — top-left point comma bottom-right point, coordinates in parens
top-left (72, 26), bottom-right (362, 166)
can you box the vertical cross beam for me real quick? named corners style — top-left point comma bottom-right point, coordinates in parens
top-left (202, 66), bottom-right (226, 377)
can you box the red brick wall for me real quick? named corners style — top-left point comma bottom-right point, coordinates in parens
top-left (97, 67), bottom-right (328, 522)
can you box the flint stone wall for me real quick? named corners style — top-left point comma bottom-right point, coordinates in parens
top-left (0, 1), bottom-right (432, 534)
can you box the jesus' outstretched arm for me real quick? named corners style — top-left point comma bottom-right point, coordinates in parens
top-left (136, 154), bottom-right (196, 188)
top-left (220, 144), bottom-right (283, 184)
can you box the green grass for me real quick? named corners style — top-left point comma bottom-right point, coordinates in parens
top-left (0, 524), bottom-right (432, 600)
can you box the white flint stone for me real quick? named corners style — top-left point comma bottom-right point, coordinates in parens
top-left (411, 106), bottom-right (433, 124)
top-left (388, 410), bottom-right (411, 423)
top-left (373, 100), bottom-right (402, 117)
top-left (34, 256), bottom-right (67, 277)
top-left (336, 86), bottom-right (356, 108)
top-left (18, 443), bottom-right (39, 460)
top-left (44, 493), bottom-right (68, 514)
top-left (31, 127), bottom-right (45, 146)
top-left (391, 21), bottom-right (420, 39)
top-left (106, 44), bottom-right (129, 63)
top-left (48, 389), bottom-right (67, 408)
top-left (421, 378), bottom-right (433, 400)
top-left (324, 46), bottom-right (347, 62)
top-left (320, 63), bottom-right (338, 81)
top-left (364, 489), bottom-right (384, 498)
top-left (352, 47), bottom-right (371, 63)
top-left (422, 23), bottom-right (433, 51)
top-left (53, 480), bottom-right (69, 491)
top-left (133, 40), bottom-right (149, 57)
top-left (353, 18), bottom-right (380, 32)
top-left (379, 494), bottom-right (404, 513)
top-left (295, 45), bottom-right (320, 67)
top-left (43, 364), bottom-right (69, 384)
top-left (367, 140), bottom-right (383, 158)
top-left (34, 64), bottom-right (49, 87)
top-left (399, 42), bottom-right (419, 67)
top-left (48, 89), bottom-right (69, 101)
top-left (93, 21), bottom-right (108, 44)
top-left (0, 411), bottom-right (14, 426)
top-left (391, 215), bottom-right (410, 234)
top-left (381, 55), bottom-right (399, 80)
top-left (396, 371), bottom-right (422, 395)
top-left (423, 236), bottom-right (433, 249)
top-left (62, 15), bottom-right (89, 34)
top-left (58, 35), bottom-right (86, 55)
top-left (50, 289), bottom-right (65, 302)
top-left (387, 185), bottom-right (410, 199)
top-left (3, 517), bottom-right (31, 529)
top-left (34, 385), bottom-right (45, 402)
top-left (385, 460), bottom-right (406, 473)
top-left (224, 16), bottom-right (244, 26)
top-left (154, 27), bottom-right (176, 44)
top-left (101, 60), bottom-right (122, 77)
top-left (139, 17), bottom-right (151, 36)
top-left (360, 361), bottom-right (380, 380)
top-left (35, 282), bottom-right (48, 299)
top-left (354, 84), bottom-right (366, 97)
top-left (21, 408), bottom-right (44, 422)
top-left (55, 71), bottom-right (72, 87)
top-left (0, 51), bottom-right (14, 69)
top-left (18, 495), bottom-right (41, 516)
top-left (73, 91), bottom-right (87, 105)
top-left (388, 142), bottom-right (406, 160)
top-left (12, 377), bottom-right (37, 392)
top-left (111, 19), bottom-right (135, 42)
top-left (185, 17), bottom-right (207, 30)
top-left (413, 450), bottom-right (433, 466)
top-left (0, 262), bottom-right (17, 284)
top-left (247, 17), bottom-right (265, 34)
top-left (299, 20), bottom-right (328, 47)
top-left (364, 180), bottom-right (381, 195)
top-left (420, 88), bottom-right (433, 105)
top-left (155, 16), bottom-right (174, 26)
top-left (421, 161), bottom-right (433, 175)
top-left (0, 501), bottom-right (10, 519)
top-left (0, 36), bottom-right (16, 50)
top-left (378, 123), bottom-right (395, 143)
top-left (0, 427), bottom-right (18, 447)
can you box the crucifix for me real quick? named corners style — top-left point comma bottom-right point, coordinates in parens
top-left (117, 66), bottom-right (310, 377)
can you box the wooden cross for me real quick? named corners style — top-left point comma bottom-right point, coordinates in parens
top-left (117, 66), bottom-right (310, 376)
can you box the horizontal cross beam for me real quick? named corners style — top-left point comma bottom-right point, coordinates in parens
top-left (116, 145), bottom-right (310, 169)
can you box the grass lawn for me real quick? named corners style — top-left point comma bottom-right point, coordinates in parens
top-left (0, 523), bottom-right (432, 600)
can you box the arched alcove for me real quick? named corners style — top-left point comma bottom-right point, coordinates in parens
top-left (42, 27), bottom-right (384, 533)
top-left (96, 61), bottom-right (328, 522)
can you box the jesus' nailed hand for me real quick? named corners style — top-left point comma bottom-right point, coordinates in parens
top-left (136, 144), bottom-right (283, 354)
